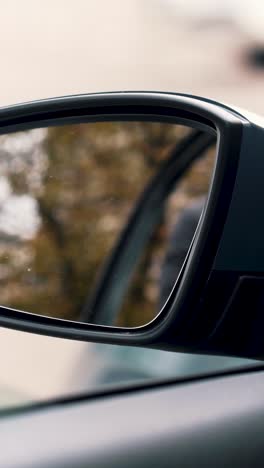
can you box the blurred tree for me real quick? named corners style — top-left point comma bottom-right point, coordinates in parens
top-left (0, 122), bottom-right (214, 326)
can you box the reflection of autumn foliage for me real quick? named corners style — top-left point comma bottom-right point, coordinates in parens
top-left (0, 122), bottom-right (215, 326)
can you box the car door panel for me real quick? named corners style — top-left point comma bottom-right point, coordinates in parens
top-left (0, 368), bottom-right (264, 467)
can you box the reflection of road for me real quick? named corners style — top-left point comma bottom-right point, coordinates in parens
top-left (0, 0), bottom-right (263, 401)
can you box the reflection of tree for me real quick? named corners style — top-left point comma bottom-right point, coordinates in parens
top-left (0, 122), bottom-right (215, 326)
top-left (1, 122), bottom-right (193, 322)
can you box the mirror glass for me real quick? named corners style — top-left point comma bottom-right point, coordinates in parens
top-left (0, 121), bottom-right (216, 327)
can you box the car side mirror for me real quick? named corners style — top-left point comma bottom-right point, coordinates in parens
top-left (0, 91), bottom-right (264, 361)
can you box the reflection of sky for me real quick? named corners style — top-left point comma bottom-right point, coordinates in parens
top-left (1, 128), bottom-right (46, 155)
top-left (0, 177), bottom-right (40, 240)
top-left (0, 129), bottom-right (46, 240)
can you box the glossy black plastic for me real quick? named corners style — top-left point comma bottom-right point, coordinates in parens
top-left (0, 91), bottom-right (263, 360)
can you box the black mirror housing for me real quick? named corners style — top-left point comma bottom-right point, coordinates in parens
top-left (0, 91), bottom-right (264, 361)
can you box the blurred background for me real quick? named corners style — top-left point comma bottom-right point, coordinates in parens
top-left (0, 0), bottom-right (263, 408)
